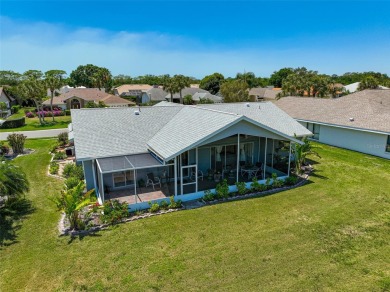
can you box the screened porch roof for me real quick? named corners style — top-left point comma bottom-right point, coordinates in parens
top-left (96, 153), bottom-right (163, 173)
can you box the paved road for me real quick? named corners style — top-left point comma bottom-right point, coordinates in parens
top-left (0, 128), bottom-right (69, 140)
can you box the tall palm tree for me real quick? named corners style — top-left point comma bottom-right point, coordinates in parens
top-left (0, 161), bottom-right (29, 200)
top-left (45, 71), bottom-right (65, 122)
top-left (162, 76), bottom-right (179, 103)
top-left (18, 78), bottom-right (46, 124)
top-left (173, 74), bottom-right (190, 104)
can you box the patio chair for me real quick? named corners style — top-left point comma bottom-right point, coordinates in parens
top-left (146, 173), bottom-right (161, 190)
top-left (190, 170), bottom-right (204, 181)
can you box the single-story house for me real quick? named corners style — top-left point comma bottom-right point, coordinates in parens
top-left (0, 87), bottom-right (16, 117)
top-left (192, 92), bottom-right (223, 103)
top-left (274, 89), bottom-right (390, 159)
top-left (343, 82), bottom-right (389, 93)
top-left (70, 102), bottom-right (311, 210)
top-left (249, 87), bottom-right (282, 101)
top-left (113, 84), bottom-right (154, 97)
top-left (165, 87), bottom-right (209, 103)
top-left (43, 88), bottom-right (135, 110)
top-left (141, 88), bottom-right (168, 104)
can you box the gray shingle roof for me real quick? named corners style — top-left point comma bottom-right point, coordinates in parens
top-left (274, 89), bottom-right (390, 134)
top-left (145, 88), bottom-right (169, 101)
top-left (192, 92), bottom-right (223, 103)
top-left (165, 87), bottom-right (209, 99)
top-left (72, 102), bottom-right (311, 161)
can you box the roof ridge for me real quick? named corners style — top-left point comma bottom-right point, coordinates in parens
top-left (189, 105), bottom-right (242, 117)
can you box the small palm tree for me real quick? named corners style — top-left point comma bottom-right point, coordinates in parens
top-left (54, 182), bottom-right (94, 230)
top-left (293, 136), bottom-right (320, 174)
top-left (0, 161), bottom-right (29, 200)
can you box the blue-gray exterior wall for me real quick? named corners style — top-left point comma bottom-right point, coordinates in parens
top-left (299, 122), bottom-right (390, 159)
top-left (82, 160), bottom-right (95, 190)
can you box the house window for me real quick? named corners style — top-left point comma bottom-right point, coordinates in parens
top-left (386, 136), bottom-right (390, 153)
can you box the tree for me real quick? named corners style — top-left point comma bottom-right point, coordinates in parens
top-left (0, 161), bottom-right (29, 200)
top-left (162, 75), bottom-right (179, 103)
top-left (293, 137), bottom-right (320, 174)
top-left (358, 76), bottom-right (379, 90)
top-left (183, 94), bottom-right (193, 105)
top-left (17, 76), bottom-right (47, 124)
top-left (173, 74), bottom-right (190, 104)
top-left (220, 80), bottom-right (249, 103)
top-left (0, 70), bottom-right (22, 86)
top-left (236, 72), bottom-right (258, 88)
top-left (269, 68), bottom-right (294, 87)
top-left (199, 73), bottom-right (225, 94)
top-left (69, 64), bottom-right (112, 91)
top-left (45, 70), bottom-right (66, 122)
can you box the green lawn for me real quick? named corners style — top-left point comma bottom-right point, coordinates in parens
top-left (0, 108), bottom-right (71, 132)
top-left (0, 140), bottom-right (389, 291)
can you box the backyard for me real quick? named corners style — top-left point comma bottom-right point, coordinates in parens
top-left (0, 139), bottom-right (389, 291)
top-left (0, 107), bottom-right (71, 132)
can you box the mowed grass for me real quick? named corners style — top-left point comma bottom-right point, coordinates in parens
top-left (0, 108), bottom-right (71, 132)
top-left (0, 139), bottom-right (389, 291)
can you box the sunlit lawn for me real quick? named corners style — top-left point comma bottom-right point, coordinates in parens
top-left (0, 108), bottom-right (71, 132)
top-left (0, 139), bottom-right (389, 291)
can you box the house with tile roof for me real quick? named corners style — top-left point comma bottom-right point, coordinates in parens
top-left (43, 88), bottom-right (135, 109)
top-left (113, 84), bottom-right (154, 97)
top-left (70, 102), bottom-right (311, 210)
top-left (274, 89), bottom-right (390, 159)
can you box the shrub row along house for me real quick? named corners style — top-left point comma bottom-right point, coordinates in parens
top-left (275, 89), bottom-right (390, 159)
top-left (43, 88), bottom-right (135, 110)
top-left (70, 102), bottom-right (311, 210)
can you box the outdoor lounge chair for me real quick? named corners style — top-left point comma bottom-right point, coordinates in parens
top-left (190, 170), bottom-right (204, 181)
top-left (146, 173), bottom-right (161, 190)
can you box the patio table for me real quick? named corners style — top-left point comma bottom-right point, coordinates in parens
top-left (241, 167), bottom-right (260, 179)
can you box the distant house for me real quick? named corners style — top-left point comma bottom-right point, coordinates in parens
top-left (343, 82), bottom-right (389, 93)
top-left (0, 87), bottom-right (16, 117)
top-left (275, 89), bottom-right (390, 159)
top-left (141, 88), bottom-right (168, 104)
top-left (249, 87), bottom-right (282, 101)
top-left (192, 92), bottom-right (223, 103)
top-left (165, 87), bottom-right (209, 103)
top-left (113, 84), bottom-right (154, 98)
top-left (42, 88), bottom-right (135, 110)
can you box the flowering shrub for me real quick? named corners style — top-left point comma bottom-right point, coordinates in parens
top-left (25, 112), bottom-right (35, 118)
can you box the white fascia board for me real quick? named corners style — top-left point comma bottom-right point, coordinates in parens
top-left (296, 119), bottom-right (390, 135)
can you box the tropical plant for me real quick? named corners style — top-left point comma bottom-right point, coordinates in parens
top-left (293, 136), bottom-right (321, 174)
top-left (358, 76), bottom-right (379, 90)
top-left (235, 181), bottom-right (247, 195)
top-left (173, 74), bottom-right (190, 104)
top-left (54, 183), bottom-right (93, 230)
top-left (149, 201), bottom-right (160, 213)
top-left (64, 177), bottom-right (81, 190)
top-left (101, 199), bottom-right (129, 224)
top-left (216, 179), bottom-right (229, 199)
top-left (0, 161), bottom-right (29, 199)
top-left (7, 133), bottom-right (26, 155)
top-left (62, 163), bottom-right (84, 180)
top-left (162, 75), bottom-right (179, 102)
top-left (271, 173), bottom-right (284, 188)
top-left (183, 94), bottom-right (193, 105)
top-left (49, 161), bottom-right (59, 175)
top-left (168, 196), bottom-right (182, 209)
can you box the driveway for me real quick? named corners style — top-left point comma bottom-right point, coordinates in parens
top-left (0, 128), bottom-right (68, 140)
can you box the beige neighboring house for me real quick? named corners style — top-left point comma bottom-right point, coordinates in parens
top-left (0, 87), bottom-right (16, 117)
top-left (190, 84), bottom-right (200, 88)
top-left (274, 89), bottom-right (390, 159)
top-left (113, 84), bottom-right (154, 97)
top-left (43, 88), bottom-right (135, 110)
top-left (249, 87), bottom-right (282, 101)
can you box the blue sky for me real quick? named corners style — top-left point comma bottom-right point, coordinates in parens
top-left (1, 0), bottom-right (390, 78)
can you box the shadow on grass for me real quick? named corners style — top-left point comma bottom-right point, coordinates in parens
top-left (67, 232), bottom-right (102, 244)
top-left (309, 169), bottom-right (328, 180)
top-left (0, 197), bottom-right (34, 249)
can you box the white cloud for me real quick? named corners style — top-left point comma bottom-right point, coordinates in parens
top-left (1, 16), bottom-right (389, 78)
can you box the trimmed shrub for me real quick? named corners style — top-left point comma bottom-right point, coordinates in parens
top-left (58, 132), bottom-right (68, 146)
top-left (149, 202), bottom-right (160, 213)
top-left (53, 151), bottom-right (66, 160)
top-left (168, 196), bottom-right (182, 209)
top-left (63, 163), bottom-right (84, 180)
top-left (65, 110), bottom-right (71, 116)
top-left (235, 181), bottom-right (247, 195)
top-left (285, 176), bottom-right (298, 186)
top-left (159, 200), bottom-right (169, 210)
top-left (0, 141), bottom-right (9, 155)
top-left (0, 117), bottom-right (26, 129)
top-left (216, 179), bottom-right (229, 199)
top-left (11, 105), bottom-right (20, 114)
top-left (7, 133), bottom-right (26, 154)
top-left (50, 161), bottom-right (59, 175)
top-left (101, 200), bottom-right (130, 224)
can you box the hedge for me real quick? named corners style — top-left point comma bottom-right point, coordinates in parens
top-left (0, 117), bottom-right (26, 129)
